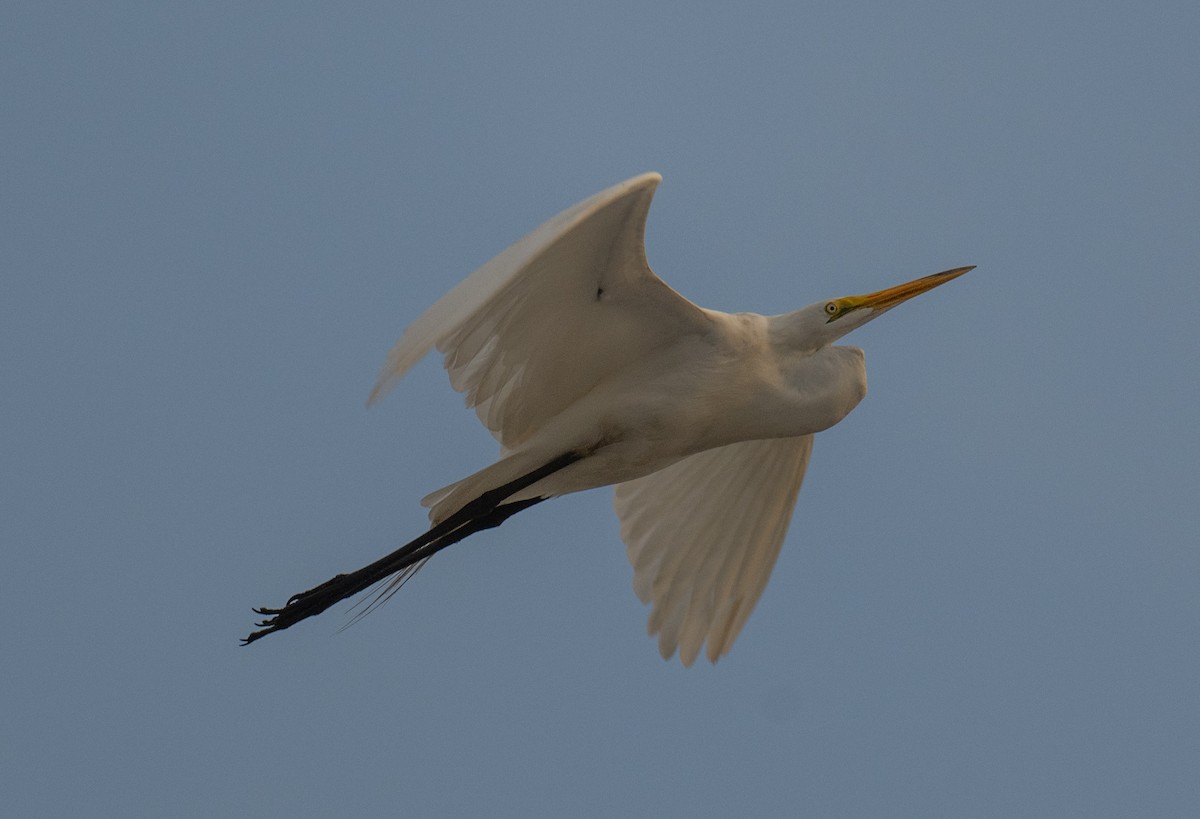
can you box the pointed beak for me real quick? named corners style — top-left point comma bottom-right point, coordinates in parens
top-left (856, 265), bottom-right (974, 312)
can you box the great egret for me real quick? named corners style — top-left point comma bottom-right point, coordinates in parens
top-left (244, 173), bottom-right (971, 665)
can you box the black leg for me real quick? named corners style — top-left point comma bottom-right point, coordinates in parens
top-left (241, 450), bottom-right (581, 645)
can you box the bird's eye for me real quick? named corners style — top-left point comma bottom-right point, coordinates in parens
top-left (824, 302), bottom-right (839, 316)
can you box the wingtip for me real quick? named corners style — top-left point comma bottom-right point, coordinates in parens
top-left (366, 364), bottom-right (404, 407)
top-left (631, 171), bottom-right (662, 189)
top-left (609, 171), bottom-right (661, 194)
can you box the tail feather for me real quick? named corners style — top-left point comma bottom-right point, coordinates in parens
top-left (422, 448), bottom-right (561, 524)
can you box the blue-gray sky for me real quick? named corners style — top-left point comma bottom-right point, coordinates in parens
top-left (3, 2), bottom-right (1198, 816)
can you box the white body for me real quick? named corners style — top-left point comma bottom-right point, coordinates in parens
top-left (422, 311), bottom-right (865, 520)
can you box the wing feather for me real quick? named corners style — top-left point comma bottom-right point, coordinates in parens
top-left (613, 435), bottom-right (814, 666)
top-left (368, 173), bottom-right (710, 450)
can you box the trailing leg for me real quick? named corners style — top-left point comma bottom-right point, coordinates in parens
top-left (241, 451), bottom-right (581, 644)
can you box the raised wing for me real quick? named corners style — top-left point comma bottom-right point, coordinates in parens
top-left (369, 173), bottom-right (711, 450)
top-left (613, 435), bottom-right (814, 666)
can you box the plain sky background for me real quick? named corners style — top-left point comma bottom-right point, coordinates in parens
top-left (3, 2), bottom-right (1198, 816)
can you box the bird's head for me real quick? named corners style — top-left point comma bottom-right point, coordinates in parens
top-left (777, 266), bottom-right (974, 351)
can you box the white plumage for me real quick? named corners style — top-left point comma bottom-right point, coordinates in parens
top-left (246, 173), bottom-right (970, 663)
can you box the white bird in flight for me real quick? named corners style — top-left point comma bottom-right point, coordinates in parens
top-left (244, 172), bottom-right (972, 665)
